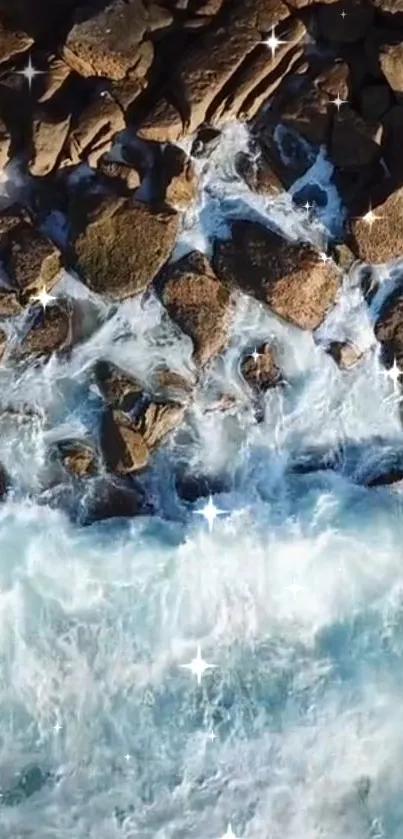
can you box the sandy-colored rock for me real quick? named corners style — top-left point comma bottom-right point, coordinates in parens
top-left (213, 221), bottom-right (341, 331)
top-left (17, 301), bottom-right (71, 358)
top-left (350, 186), bottom-right (403, 264)
top-left (326, 341), bottom-right (363, 369)
top-left (2, 223), bottom-right (61, 295)
top-left (161, 251), bottom-right (234, 366)
top-left (0, 20), bottom-right (33, 63)
top-left (73, 197), bottom-right (179, 300)
top-left (330, 107), bottom-right (382, 169)
top-left (137, 98), bottom-right (183, 144)
top-left (37, 56), bottom-right (71, 103)
top-left (0, 115), bottom-right (10, 170)
top-left (133, 400), bottom-right (185, 448)
top-left (97, 158), bottom-right (141, 192)
top-left (29, 112), bottom-right (71, 177)
top-left (241, 342), bottom-right (282, 390)
top-left (60, 441), bottom-right (98, 478)
top-left (0, 326), bottom-right (6, 362)
top-left (66, 94), bottom-right (125, 167)
top-left (95, 361), bottom-right (143, 412)
top-left (101, 410), bottom-right (150, 474)
top-left (379, 43), bottom-right (403, 93)
top-left (162, 146), bottom-right (198, 209)
top-left (375, 288), bottom-right (403, 371)
top-left (63, 0), bottom-right (149, 80)
top-left (316, 0), bottom-right (373, 42)
top-left (316, 61), bottom-right (350, 101)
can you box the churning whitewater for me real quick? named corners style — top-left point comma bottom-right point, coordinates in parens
top-left (1, 124), bottom-right (403, 838)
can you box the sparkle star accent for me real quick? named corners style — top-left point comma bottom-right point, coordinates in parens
top-left (207, 730), bottom-right (217, 742)
top-left (340, 9), bottom-right (347, 19)
top-left (219, 824), bottom-right (239, 839)
top-left (319, 251), bottom-right (331, 263)
top-left (286, 581), bottom-right (303, 598)
top-left (53, 722), bottom-right (62, 733)
top-left (124, 753), bottom-right (131, 762)
top-left (264, 26), bottom-right (287, 60)
top-left (381, 358), bottom-right (401, 392)
top-left (250, 348), bottom-right (261, 363)
top-left (30, 285), bottom-right (56, 310)
top-left (16, 55), bottom-right (45, 91)
top-left (196, 495), bottom-right (226, 532)
top-left (180, 645), bottom-right (216, 685)
top-left (360, 206), bottom-right (382, 229)
top-left (303, 201), bottom-right (312, 213)
top-left (331, 93), bottom-right (348, 111)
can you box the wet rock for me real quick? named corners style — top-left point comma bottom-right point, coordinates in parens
top-left (0, 325), bottom-right (7, 361)
top-left (235, 150), bottom-right (283, 196)
top-left (17, 300), bottom-right (71, 358)
top-left (330, 242), bottom-right (357, 272)
top-left (97, 158), bottom-right (141, 192)
top-left (1, 765), bottom-right (51, 806)
top-left (59, 440), bottom-right (98, 478)
top-left (373, 0), bottom-right (403, 11)
top-left (0, 222), bottom-right (61, 296)
top-left (94, 361), bottom-right (143, 413)
top-left (175, 472), bottom-right (228, 503)
top-left (326, 341), bottom-right (363, 369)
top-left (63, 0), bottom-right (150, 81)
top-left (240, 342), bottom-right (282, 390)
top-left (329, 107), bottom-right (382, 169)
top-left (133, 399), bottom-right (185, 449)
top-left (101, 409), bottom-right (150, 474)
top-left (374, 286), bottom-right (403, 371)
top-left (153, 367), bottom-right (196, 401)
top-left (73, 197), bottom-right (179, 300)
top-left (137, 98), bottom-right (183, 144)
top-left (350, 185), bottom-right (403, 264)
top-left (81, 476), bottom-right (147, 523)
top-left (160, 251), bottom-right (235, 366)
top-left (213, 220), bottom-right (341, 331)
top-left (280, 82), bottom-right (331, 147)
top-left (162, 145), bottom-right (198, 210)
top-left (316, 0), bottom-right (373, 43)
top-left (379, 43), bottom-right (403, 93)
top-left (0, 461), bottom-right (8, 499)
top-left (359, 83), bottom-right (392, 121)
top-left (29, 111), bottom-right (71, 177)
top-left (0, 20), bottom-right (33, 64)
top-left (65, 93), bottom-right (125, 168)
top-left (190, 126), bottom-right (221, 159)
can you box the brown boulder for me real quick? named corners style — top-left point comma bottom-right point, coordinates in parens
top-left (326, 341), bottom-right (363, 369)
top-left (133, 400), bottom-right (185, 449)
top-left (161, 251), bottom-right (234, 366)
top-left (241, 342), bottom-right (282, 391)
top-left (97, 158), bottom-right (141, 192)
top-left (373, 0), bottom-right (403, 12)
top-left (37, 56), bottom-right (71, 103)
top-left (316, 61), bottom-right (350, 101)
top-left (137, 99), bottom-right (183, 144)
top-left (350, 186), bottom-right (403, 264)
top-left (374, 288), bottom-right (403, 371)
top-left (73, 197), bottom-right (179, 300)
top-left (379, 43), bottom-right (403, 93)
top-left (59, 441), bottom-right (98, 478)
top-left (0, 326), bottom-right (6, 362)
top-left (1, 222), bottom-right (61, 296)
top-left (162, 146), bottom-right (198, 210)
top-left (29, 111), bottom-right (71, 177)
top-left (0, 20), bottom-right (33, 64)
top-left (0, 115), bottom-right (11, 170)
top-left (63, 0), bottom-right (151, 81)
top-left (65, 94), bottom-right (125, 168)
top-left (94, 360), bottom-right (143, 412)
top-left (100, 409), bottom-right (150, 474)
top-left (280, 83), bottom-right (331, 147)
top-left (213, 221), bottom-right (341, 331)
top-left (329, 107), bottom-right (382, 169)
top-left (17, 301), bottom-right (71, 358)
top-left (316, 0), bottom-right (373, 43)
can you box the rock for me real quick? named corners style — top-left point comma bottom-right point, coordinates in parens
top-left (153, 367), bottom-right (196, 400)
top-left (146, 2), bottom-right (173, 30)
top-left (37, 56), bottom-right (71, 103)
top-left (0, 115), bottom-right (11, 170)
top-left (17, 301), bottom-right (71, 358)
top-left (373, 0), bottom-right (403, 11)
top-left (0, 325), bottom-right (6, 361)
top-left (66, 94), bottom-right (125, 168)
top-left (350, 186), bottom-right (403, 264)
top-left (0, 461), bottom-right (8, 499)
top-left (374, 287), bottom-right (403, 371)
top-left (73, 197), bottom-right (179, 300)
top-left (316, 61), bottom-right (350, 101)
top-left (162, 145), bottom-right (198, 209)
top-left (59, 441), bottom-right (98, 478)
top-left (379, 43), bottom-right (403, 93)
top-left (0, 292), bottom-right (21, 316)
top-left (213, 221), bottom-right (341, 331)
top-left (316, 0), bottom-right (373, 43)
top-left (280, 82), bottom-right (331, 147)
top-left (235, 150), bottom-right (283, 196)
top-left (330, 242), bottom-right (357, 272)
top-left (97, 158), bottom-right (141, 192)
top-left (81, 476), bottom-right (147, 523)
top-left (382, 106), bottom-right (403, 183)
top-left (133, 400), bottom-right (185, 448)
top-left (29, 111), bottom-right (71, 177)
top-left (160, 251), bottom-right (234, 366)
top-left (94, 360), bottom-right (143, 412)
top-left (190, 126), bottom-right (221, 158)
top-left (359, 83), bottom-right (392, 121)
top-left (329, 107), bottom-right (382, 169)
top-left (63, 0), bottom-right (149, 81)
top-left (1, 222), bottom-right (61, 296)
top-left (326, 341), bottom-right (363, 369)
top-left (100, 409), bottom-right (150, 474)
top-left (137, 98), bottom-right (183, 144)
top-left (240, 342), bottom-right (282, 390)
top-left (0, 20), bottom-right (33, 64)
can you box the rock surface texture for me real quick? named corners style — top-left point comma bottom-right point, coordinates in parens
top-left (1, 0), bottom-right (403, 516)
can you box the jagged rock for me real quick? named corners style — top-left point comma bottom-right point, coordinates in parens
top-left (65, 93), bottom-right (125, 168)
top-left (0, 20), bottom-right (33, 63)
top-left (190, 126), bottom-right (221, 158)
top-left (160, 251), bottom-right (234, 366)
top-left (153, 367), bottom-right (196, 400)
top-left (316, 61), bottom-right (350, 100)
top-left (0, 325), bottom-right (6, 361)
top-left (63, 0), bottom-right (151, 80)
top-left (82, 476), bottom-right (146, 523)
top-left (17, 301), bottom-right (71, 358)
top-left (59, 441), bottom-right (98, 478)
top-left (238, 48), bottom-right (307, 123)
top-left (0, 461), bottom-right (8, 498)
top-left (94, 361), bottom-right (143, 412)
top-left (73, 197), bottom-right (179, 300)
top-left (279, 83), bottom-right (331, 147)
top-left (146, 2), bottom-right (173, 30)
top-left (373, 0), bottom-right (403, 11)
top-left (330, 242), bottom-right (357, 272)
top-left (97, 158), bottom-right (141, 192)
top-left (379, 43), bottom-right (403, 93)
top-left (240, 342), bottom-right (282, 390)
top-left (316, 0), bottom-right (373, 43)
top-left (37, 56), bottom-right (71, 103)
top-left (326, 341), bottom-right (363, 369)
top-left (162, 145), bottom-right (198, 209)
top-left (374, 287), bottom-right (403, 370)
top-left (235, 151), bottom-right (283, 195)
top-left (0, 223), bottom-right (61, 296)
top-left (350, 186), bottom-right (403, 264)
top-left (359, 83), bottom-right (392, 121)
top-left (213, 221), bottom-right (341, 331)
top-left (0, 115), bottom-right (11, 170)
top-left (29, 111), bottom-right (71, 177)
top-left (0, 292), bottom-right (22, 316)
top-left (329, 107), bottom-right (382, 169)
top-left (137, 98), bottom-right (183, 143)
top-left (100, 409), bottom-right (150, 474)
top-left (133, 400), bottom-right (185, 448)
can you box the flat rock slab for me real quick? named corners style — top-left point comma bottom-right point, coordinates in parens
top-left (350, 186), bottom-right (403, 265)
top-left (161, 250), bottom-right (235, 366)
top-left (73, 197), bottom-right (179, 300)
top-left (213, 220), bottom-right (341, 331)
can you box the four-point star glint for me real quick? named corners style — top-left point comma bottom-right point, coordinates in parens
top-left (331, 93), bottom-right (348, 112)
top-left (360, 206), bottom-right (382, 229)
top-left (218, 823), bottom-right (240, 839)
top-left (16, 55), bottom-right (45, 91)
top-left (264, 26), bottom-right (287, 60)
top-left (196, 495), bottom-right (226, 532)
top-left (180, 645), bottom-right (216, 685)
top-left (381, 358), bottom-right (402, 393)
top-left (30, 286), bottom-right (56, 311)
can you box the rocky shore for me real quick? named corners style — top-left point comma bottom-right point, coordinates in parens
top-left (1, 0), bottom-right (403, 521)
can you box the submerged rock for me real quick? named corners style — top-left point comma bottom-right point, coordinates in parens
top-left (240, 342), bottom-right (283, 391)
top-left (94, 361), bottom-right (143, 413)
top-left (100, 409), bottom-right (150, 474)
top-left (326, 341), bottom-right (364, 369)
top-left (58, 440), bottom-right (99, 478)
top-left (213, 220), bottom-right (341, 330)
top-left (81, 476), bottom-right (148, 524)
